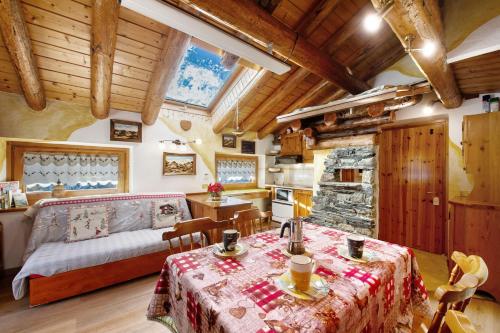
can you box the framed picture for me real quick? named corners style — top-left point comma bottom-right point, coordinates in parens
top-left (241, 140), bottom-right (256, 154)
top-left (222, 134), bottom-right (236, 148)
top-left (12, 192), bottom-right (28, 207)
top-left (110, 119), bottom-right (142, 142)
top-left (163, 153), bottom-right (196, 176)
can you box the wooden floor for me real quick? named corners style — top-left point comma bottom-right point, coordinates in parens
top-left (0, 251), bottom-right (498, 333)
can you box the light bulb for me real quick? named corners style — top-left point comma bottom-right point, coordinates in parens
top-left (423, 105), bottom-right (433, 115)
top-left (363, 13), bottom-right (382, 33)
top-left (422, 40), bottom-right (436, 58)
top-left (194, 138), bottom-right (202, 145)
top-left (158, 141), bottom-right (166, 150)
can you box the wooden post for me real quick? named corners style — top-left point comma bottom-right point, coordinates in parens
top-left (371, 0), bottom-right (462, 108)
top-left (91, 0), bottom-right (121, 119)
top-left (178, 0), bottom-right (369, 94)
top-left (142, 30), bottom-right (191, 125)
top-left (0, 0), bottom-right (45, 110)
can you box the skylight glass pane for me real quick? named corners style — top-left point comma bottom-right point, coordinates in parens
top-left (166, 45), bottom-right (235, 108)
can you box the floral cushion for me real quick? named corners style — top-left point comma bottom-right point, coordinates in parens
top-left (152, 199), bottom-right (182, 229)
top-left (66, 205), bottom-right (110, 242)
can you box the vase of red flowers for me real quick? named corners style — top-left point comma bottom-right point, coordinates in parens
top-left (208, 182), bottom-right (224, 201)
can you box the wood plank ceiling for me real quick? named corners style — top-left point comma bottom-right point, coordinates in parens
top-left (0, 0), bottom-right (411, 135)
top-left (451, 50), bottom-right (500, 96)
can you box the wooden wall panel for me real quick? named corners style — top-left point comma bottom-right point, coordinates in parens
top-left (379, 120), bottom-right (447, 254)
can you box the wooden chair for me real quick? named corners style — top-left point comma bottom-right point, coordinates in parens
top-left (444, 310), bottom-right (478, 333)
top-left (232, 208), bottom-right (273, 237)
top-left (423, 251), bottom-right (488, 333)
top-left (162, 217), bottom-right (232, 254)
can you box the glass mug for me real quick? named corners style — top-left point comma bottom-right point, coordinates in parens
top-left (290, 255), bottom-right (315, 291)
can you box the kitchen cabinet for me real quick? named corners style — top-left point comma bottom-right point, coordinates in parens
top-left (293, 189), bottom-right (313, 217)
top-left (280, 132), bottom-right (303, 156)
top-left (302, 136), bottom-right (314, 163)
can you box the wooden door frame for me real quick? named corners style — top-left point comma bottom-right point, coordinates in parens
top-left (379, 114), bottom-right (449, 254)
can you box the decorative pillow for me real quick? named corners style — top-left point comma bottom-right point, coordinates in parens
top-left (66, 205), bottom-right (110, 242)
top-left (152, 199), bottom-right (182, 229)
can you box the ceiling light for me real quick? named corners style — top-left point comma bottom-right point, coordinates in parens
top-left (121, 0), bottom-right (291, 75)
top-left (363, 13), bottom-right (382, 33)
top-left (405, 35), bottom-right (437, 58)
top-left (421, 40), bottom-right (437, 58)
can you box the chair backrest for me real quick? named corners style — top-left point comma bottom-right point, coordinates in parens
top-left (162, 217), bottom-right (232, 254)
top-left (449, 251), bottom-right (488, 287)
top-left (444, 310), bottom-right (478, 333)
top-left (232, 208), bottom-right (273, 237)
top-left (428, 273), bottom-right (479, 333)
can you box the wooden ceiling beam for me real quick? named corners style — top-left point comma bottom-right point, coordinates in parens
top-left (241, 0), bottom-right (367, 131)
top-left (372, 0), bottom-right (462, 108)
top-left (178, 0), bottom-right (369, 94)
top-left (91, 0), bottom-right (120, 119)
top-left (0, 0), bottom-right (45, 110)
top-left (142, 30), bottom-right (191, 125)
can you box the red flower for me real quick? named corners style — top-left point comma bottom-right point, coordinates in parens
top-left (207, 182), bottom-right (224, 193)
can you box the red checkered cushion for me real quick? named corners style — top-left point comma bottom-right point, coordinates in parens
top-left (214, 258), bottom-right (244, 275)
top-left (171, 255), bottom-right (200, 276)
top-left (265, 249), bottom-right (288, 261)
top-left (343, 267), bottom-right (381, 296)
top-left (242, 280), bottom-right (284, 313)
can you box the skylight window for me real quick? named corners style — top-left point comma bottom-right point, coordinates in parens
top-left (166, 45), bottom-right (235, 108)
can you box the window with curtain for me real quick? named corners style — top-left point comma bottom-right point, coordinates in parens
top-left (23, 153), bottom-right (120, 192)
top-left (6, 141), bottom-right (129, 203)
top-left (215, 153), bottom-right (258, 190)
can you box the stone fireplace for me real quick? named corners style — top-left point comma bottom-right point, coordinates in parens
top-left (311, 145), bottom-right (377, 237)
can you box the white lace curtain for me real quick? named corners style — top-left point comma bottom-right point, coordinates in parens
top-left (23, 152), bottom-right (119, 189)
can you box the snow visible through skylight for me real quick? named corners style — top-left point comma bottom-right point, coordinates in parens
top-left (166, 45), bottom-right (234, 108)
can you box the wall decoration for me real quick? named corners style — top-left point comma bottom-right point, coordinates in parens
top-left (163, 153), bottom-right (196, 176)
top-left (241, 140), bottom-right (256, 154)
top-left (180, 120), bottom-right (192, 131)
top-left (222, 134), bottom-right (237, 148)
top-left (110, 119), bottom-right (142, 142)
top-left (12, 192), bottom-right (28, 207)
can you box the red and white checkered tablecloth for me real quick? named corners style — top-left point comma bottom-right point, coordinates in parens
top-left (147, 223), bottom-right (431, 332)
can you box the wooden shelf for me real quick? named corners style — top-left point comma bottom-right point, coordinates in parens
top-left (0, 206), bottom-right (28, 214)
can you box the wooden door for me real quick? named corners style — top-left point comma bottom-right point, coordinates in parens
top-left (294, 189), bottom-right (313, 217)
top-left (379, 119), bottom-right (447, 254)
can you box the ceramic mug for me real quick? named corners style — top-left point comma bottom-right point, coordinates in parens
top-left (346, 234), bottom-right (365, 259)
top-left (223, 229), bottom-right (240, 251)
top-left (290, 255), bottom-right (315, 291)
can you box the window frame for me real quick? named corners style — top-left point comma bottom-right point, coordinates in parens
top-left (214, 153), bottom-right (258, 190)
top-left (6, 141), bottom-right (129, 204)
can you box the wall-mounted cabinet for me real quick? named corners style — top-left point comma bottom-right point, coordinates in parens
top-left (279, 132), bottom-right (314, 163)
top-left (293, 189), bottom-right (313, 217)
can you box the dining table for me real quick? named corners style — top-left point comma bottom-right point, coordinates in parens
top-left (147, 223), bottom-right (432, 332)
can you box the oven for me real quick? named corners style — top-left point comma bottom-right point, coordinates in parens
top-left (272, 187), bottom-right (294, 223)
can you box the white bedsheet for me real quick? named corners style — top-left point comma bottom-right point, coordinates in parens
top-left (12, 228), bottom-right (200, 300)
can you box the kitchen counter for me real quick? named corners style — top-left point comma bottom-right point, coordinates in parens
top-left (264, 184), bottom-right (313, 191)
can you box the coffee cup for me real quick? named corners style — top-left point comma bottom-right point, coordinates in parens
top-left (346, 234), bottom-right (365, 259)
top-left (290, 255), bottom-right (315, 291)
top-left (223, 229), bottom-right (240, 251)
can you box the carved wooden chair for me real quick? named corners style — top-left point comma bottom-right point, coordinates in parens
top-left (422, 251), bottom-right (488, 333)
top-left (232, 208), bottom-right (274, 237)
top-left (162, 217), bottom-right (232, 254)
top-left (444, 310), bottom-right (478, 333)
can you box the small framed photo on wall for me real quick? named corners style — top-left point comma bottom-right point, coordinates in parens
top-left (241, 140), bottom-right (255, 154)
top-left (222, 134), bottom-right (237, 148)
top-left (110, 119), bottom-right (142, 142)
top-left (163, 153), bottom-right (196, 176)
